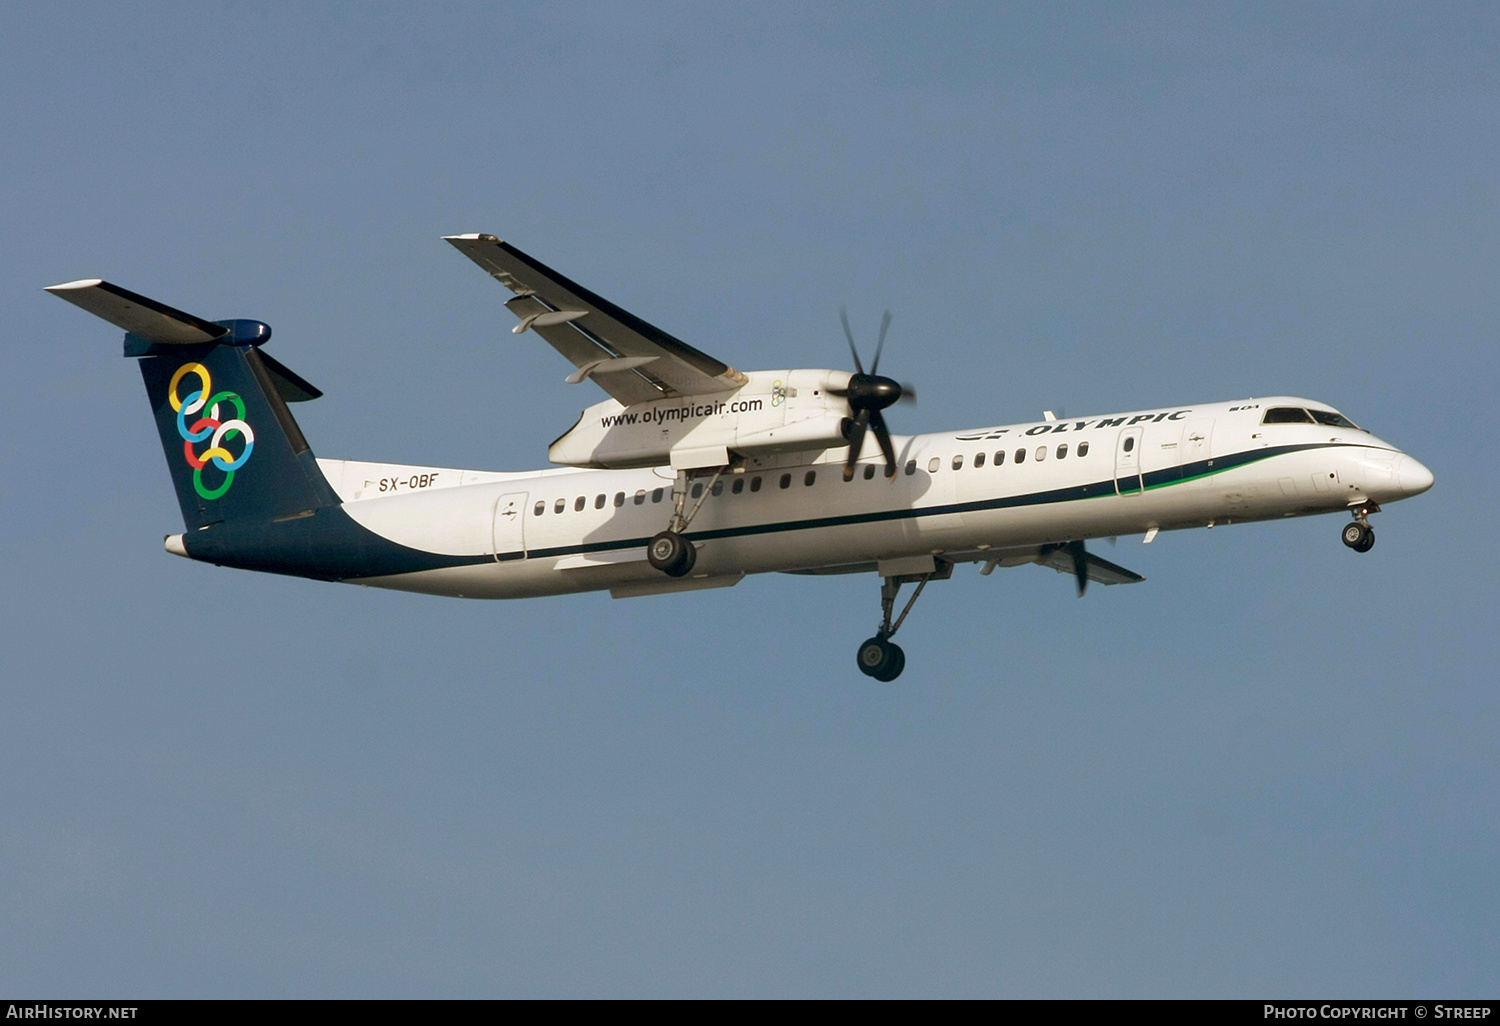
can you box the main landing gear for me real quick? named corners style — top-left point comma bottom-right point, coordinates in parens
top-left (1342, 502), bottom-right (1379, 553)
top-left (647, 467), bottom-right (726, 577)
top-left (856, 562), bottom-right (950, 682)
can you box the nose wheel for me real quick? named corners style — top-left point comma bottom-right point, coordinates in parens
top-left (1342, 504), bottom-right (1378, 553)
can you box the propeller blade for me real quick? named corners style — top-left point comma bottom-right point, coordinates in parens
top-left (870, 408), bottom-right (897, 476)
top-left (836, 308), bottom-right (909, 477)
top-left (839, 307), bottom-right (865, 375)
top-left (870, 309), bottom-right (892, 375)
top-left (843, 409), bottom-right (870, 481)
top-left (1068, 539), bottom-right (1088, 597)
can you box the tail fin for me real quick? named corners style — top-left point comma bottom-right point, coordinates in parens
top-left (48, 279), bottom-right (337, 530)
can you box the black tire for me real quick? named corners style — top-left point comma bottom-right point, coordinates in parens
top-left (857, 636), bottom-right (892, 678)
top-left (874, 643), bottom-right (906, 682)
top-left (675, 539), bottom-right (698, 575)
top-left (1355, 528), bottom-right (1375, 553)
top-left (856, 637), bottom-right (904, 681)
top-left (1342, 522), bottom-right (1367, 550)
top-left (648, 531), bottom-right (696, 576)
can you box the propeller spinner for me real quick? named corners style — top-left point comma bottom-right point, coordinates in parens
top-left (830, 309), bottom-right (914, 481)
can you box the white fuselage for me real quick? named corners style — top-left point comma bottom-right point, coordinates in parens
top-left (308, 396), bottom-right (1432, 600)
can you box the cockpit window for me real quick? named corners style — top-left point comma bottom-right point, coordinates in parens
top-left (1262, 407), bottom-right (1315, 424)
top-left (1309, 410), bottom-right (1361, 430)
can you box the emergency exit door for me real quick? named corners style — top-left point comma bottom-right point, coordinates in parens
top-left (1115, 428), bottom-right (1144, 495)
top-left (492, 492), bottom-right (528, 560)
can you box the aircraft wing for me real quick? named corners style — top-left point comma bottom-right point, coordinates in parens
top-left (1033, 545), bottom-right (1145, 586)
top-left (444, 234), bottom-right (747, 405)
top-left (978, 543), bottom-right (1146, 586)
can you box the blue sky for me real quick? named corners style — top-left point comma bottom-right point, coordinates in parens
top-left (2, 1), bottom-right (1496, 997)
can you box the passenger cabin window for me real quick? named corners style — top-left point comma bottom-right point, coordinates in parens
top-left (994, 450), bottom-right (1005, 465)
top-left (863, 464), bottom-right (876, 480)
top-left (1057, 444), bottom-right (1068, 459)
top-left (534, 501), bottom-right (545, 516)
top-left (928, 457), bottom-right (940, 473)
top-left (691, 483), bottom-right (704, 498)
top-left (1310, 410), bottom-right (1361, 429)
top-left (1263, 407), bottom-right (1315, 424)
top-left (1123, 437), bottom-right (1135, 453)
top-left (905, 460), bottom-right (917, 476)
top-left (711, 481), bottom-right (724, 496)
top-left (1015, 448), bottom-right (1026, 463)
top-left (804, 471), bottom-right (817, 486)
top-left (594, 494), bottom-right (606, 509)
top-left (780, 473), bottom-right (792, 489)
top-left (574, 496), bottom-right (585, 511)
top-left (952, 455), bottom-right (964, 470)
top-left (554, 498), bottom-right (565, 514)
top-left (634, 490), bottom-right (646, 505)
top-left (652, 488), bottom-right (664, 503)
top-left (732, 478), bottom-right (744, 494)
top-left (1077, 441), bottom-right (1089, 457)
top-left (974, 452), bottom-right (986, 468)
top-left (1035, 446), bottom-right (1047, 461)
top-left (751, 476), bottom-right (763, 492)
top-left (614, 492), bottom-right (625, 507)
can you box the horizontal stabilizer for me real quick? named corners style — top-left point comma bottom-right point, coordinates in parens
top-left (260, 350), bottom-right (323, 402)
top-left (45, 279), bottom-right (226, 344)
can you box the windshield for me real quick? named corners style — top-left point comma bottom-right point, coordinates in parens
top-left (1262, 407), bottom-right (1363, 430)
top-left (1309, 409), bottom-right (1361, 429)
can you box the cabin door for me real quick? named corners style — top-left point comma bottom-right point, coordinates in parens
top-left (1115, 428), bottom-right (1144, 495)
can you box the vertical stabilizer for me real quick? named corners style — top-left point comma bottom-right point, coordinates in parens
top-left (48, 279), bottom-right (337, 531)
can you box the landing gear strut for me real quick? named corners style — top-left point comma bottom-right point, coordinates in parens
top-left (647, 467), bottom-right (726, 577)
top-left (1342, 503), bottom-right (1379, 553)
top-left (856, 563), bottom-right (949, 682)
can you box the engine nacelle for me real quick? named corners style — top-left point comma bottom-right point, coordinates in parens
top-left (548, 369), bottom-right (855, 469)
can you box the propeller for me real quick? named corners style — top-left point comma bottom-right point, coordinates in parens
top-left (1041, 539), bottom-right (1091, 597)
top-left (830, 308), bottom-right (915, 481)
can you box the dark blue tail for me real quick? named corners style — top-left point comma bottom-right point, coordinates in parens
top-left (47, 279), bottom-right (337, 531)
top-left (137, 333), bottom-right (338, 530)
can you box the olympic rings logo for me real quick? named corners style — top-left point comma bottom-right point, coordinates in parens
top-left (169, 362), bottom-right (255, 500)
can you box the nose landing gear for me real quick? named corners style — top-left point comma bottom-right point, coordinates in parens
top-left (1342, 503), bottom-right (1379, 553)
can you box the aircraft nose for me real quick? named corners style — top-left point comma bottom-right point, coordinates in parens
top-left (1397, 455), bottom-right (1435, 497)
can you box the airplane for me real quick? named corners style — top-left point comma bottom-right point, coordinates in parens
top-left (48, 233), bottom-right (1435, 681)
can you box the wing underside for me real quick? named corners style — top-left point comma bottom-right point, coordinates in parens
top-left (1032, 546), bottom-right (1145, 585)
top-left (783, 544), bottom-right (1145, 585)
top-left (445, 234), bottom-right (746, 405)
